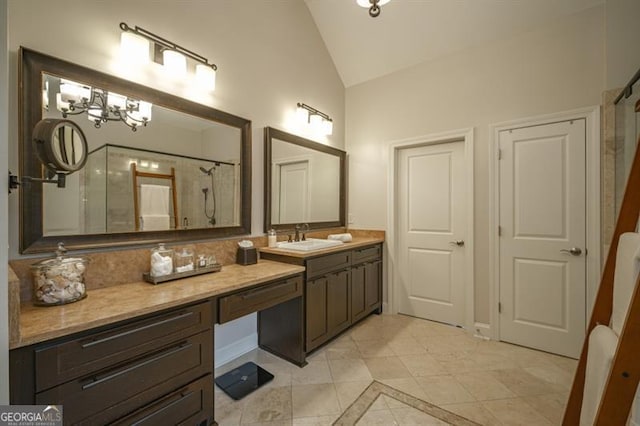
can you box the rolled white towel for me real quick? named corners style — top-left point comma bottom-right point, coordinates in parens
top-left (328, 233), bottom-right (353, 242)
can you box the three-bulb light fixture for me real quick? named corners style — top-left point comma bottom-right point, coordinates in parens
top-left (296, 103), bottom-right (333, 136)
top-left (357, 0), bottom-right (391, 17)
top-left (119, 22), bottom-right (217, 91)
top-left (46, 79), bottom-right (152, 132)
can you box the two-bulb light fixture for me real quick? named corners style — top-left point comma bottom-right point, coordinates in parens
top-left (119, 22), bottom-right (217, 91)
top-left (45, 79), bottom-right (152, 132)
top-left (296, 103), bottom-right (333, 136)
top-left (357, 0), bottom-right (391, 17)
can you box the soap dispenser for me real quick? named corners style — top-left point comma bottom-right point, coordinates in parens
top-left (268, 229), bottom-right (277, 248)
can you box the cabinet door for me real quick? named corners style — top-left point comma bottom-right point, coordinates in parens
top-left (365, 260), bottom-right (382, 311)
top-left (306, 277), bottom-right (328, 351)
top-left (351, 264), bottom-right (367, 323)
top-left (327, 270), bottom-right (351, 338)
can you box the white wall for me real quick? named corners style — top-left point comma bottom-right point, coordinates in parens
top-left (345, 6), bottom-right (605, 324)
top-left (0, 0), bottom-right (9, 404)
top-left (7, 0), bottom-right (343, 364)
top-left (605, 0), bottom-right (640, 89)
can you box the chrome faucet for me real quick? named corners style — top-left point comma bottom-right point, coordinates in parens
top-left (294, 224), bottom-right (301, 242)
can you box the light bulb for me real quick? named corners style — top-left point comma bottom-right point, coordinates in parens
top-left (323, 119), bottom-right (333, 136)
top-left (195, 64), bottom-right (216, 91)
top-left (163, 50), bottom-right (187, 78)
top-left (120, 31), bottom-right (150, 63)
top-left (107, 92), bottom-right (127, 110)
top-left (296, 105), bottom-right (308, 124)
top-left (138, 101), bottom-right (152, 121)
top-left (60, 80), bottom-right (82, 103)
top-left (87, 108), bottom-right (103, 124)
top-left (55, 93), bottom-right (70, 112)
top-left (310, 114), bottom-right (323, 133)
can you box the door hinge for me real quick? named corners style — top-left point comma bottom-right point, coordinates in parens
top-left (498, 149), bottom-right (502, 160)
top-left (498, 226), bottom-right (502, 236)
top-left (498, 302), bottom-right (502, 313)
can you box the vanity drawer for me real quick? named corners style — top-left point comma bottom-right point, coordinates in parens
top-left (36, 331), bottom-right (212, 425)
top-left (306, 251), bottom-right (352, 279)
top-left (35, 301), bottom-right (212, 392)
top-left (112, 374), bottom-right (213, 426)
top-left (219, 275), bottom-right (303, 323)
top-left (352, 244), bottom-right (382, 264)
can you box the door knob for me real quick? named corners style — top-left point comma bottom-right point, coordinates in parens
top-left (560, 247), bottom-right (582, 256)
top-left (449, 240), bottom-right (465, 247)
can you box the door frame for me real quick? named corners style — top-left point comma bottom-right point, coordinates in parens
top-left (271, 154), bottom-right (312, 223)
top-left (388, 128), bottom-right (475, 331)
top-left (489, 106), bottom-right (601, 342)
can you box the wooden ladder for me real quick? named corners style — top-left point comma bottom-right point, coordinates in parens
top-left (563, 133), bottom-right (640, 424)
top-left (131, 163), bottom-right (179, 231)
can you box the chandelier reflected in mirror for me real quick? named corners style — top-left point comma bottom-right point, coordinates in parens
top-left (46, 79), bottom-right (153, 132)
top-left (357, 0), bottom-right (391, 18)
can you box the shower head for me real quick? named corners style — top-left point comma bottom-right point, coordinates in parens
top-left (199, 166), bottom-right (215, 175)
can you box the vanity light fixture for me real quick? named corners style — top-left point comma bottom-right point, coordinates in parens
top-left (120, 22), bottom-right (217, 91)
top-left (357, 0), bottom-right (390, 18)
top-left (296, 103), bottom-right (333, 136)
top-left (53, 79), bottom-right (152, 131)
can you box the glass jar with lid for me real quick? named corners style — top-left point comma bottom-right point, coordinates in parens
top-left (150, 243), bottom-right (174, 277)
top-left (31, 242), bottom-right (88, 306)
top-left (174, 247), bottom-right (195, 273)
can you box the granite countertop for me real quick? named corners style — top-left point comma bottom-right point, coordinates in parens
top-left (259, 237), bottom-right (384, 259)
top-left (12, 260), bottom-right (305, 349)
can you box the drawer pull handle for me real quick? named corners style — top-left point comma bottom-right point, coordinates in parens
top-left (81, 342), bottom-right (192, 390)
top-left (131, 390), bottom-right (195, 426)
top-left (81, 311), bottom-right (194, 348)
top-left (240, 282), bottom-right (292, 300)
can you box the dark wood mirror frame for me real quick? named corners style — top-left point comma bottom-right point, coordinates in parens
top-left (19, 47), bottom-right (252, 254)
top-left (264, 127), bottom-right (346, 233)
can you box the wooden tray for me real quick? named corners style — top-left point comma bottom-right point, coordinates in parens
top-left (143, 263), bottom-right (222, 285)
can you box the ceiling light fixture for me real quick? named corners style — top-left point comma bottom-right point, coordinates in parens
top-left (296, 103), bottom-right (333, 136)
top-left (53, 79), bottom-right (152, 131)
top-left (357, 0), bottom-right (391, 18)
top-left (119, 22), bottom-right (217, 91)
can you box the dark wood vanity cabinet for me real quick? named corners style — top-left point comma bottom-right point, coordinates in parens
top-left (306, 269), bottom-right (351, 350)
top-left (351, 248), bottom-right (382, 324)
top-left (10, 301), bottom-right (215, 425)
top-left (219, 274), bottom-right (307, 367)
top-left (262, 243), bottom-right (383, 353)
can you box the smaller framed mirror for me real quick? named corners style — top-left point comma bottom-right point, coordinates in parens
top-left (264, 127), bottom-right (346, 232)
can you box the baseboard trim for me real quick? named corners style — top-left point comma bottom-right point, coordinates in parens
top-left (214, 332), bottom-right (258, 369)
top-left (472, 322), bottom-right (491, 340)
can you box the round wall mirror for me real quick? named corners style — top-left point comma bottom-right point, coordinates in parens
top-left (33, 118), bottom-right (88, 174)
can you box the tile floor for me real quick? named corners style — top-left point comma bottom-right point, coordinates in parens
top-left (214, 313), bottom-right (577, 425)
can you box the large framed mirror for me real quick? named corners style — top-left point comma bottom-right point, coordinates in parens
top-left (264, 127), bottom-right (345, 232)
top-left (20, 47), bottom-right (252, 253)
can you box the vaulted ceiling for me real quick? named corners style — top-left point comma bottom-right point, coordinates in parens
top-left (305, 0), bottom-right (604, 87)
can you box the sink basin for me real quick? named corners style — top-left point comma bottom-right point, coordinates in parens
top-left (276, 238), bottom-right (344, 251)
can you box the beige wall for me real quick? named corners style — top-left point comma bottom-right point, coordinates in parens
top-left (345, 6), bottom-right (606, 325)
top-left (7, 0), bottom-right (344, 259)
top-left (7, 0), bottom-right (343, 361)
top-left (605, 0), bottom-right (640, 89)
top-left (1, 0), bottom-right (9, 404)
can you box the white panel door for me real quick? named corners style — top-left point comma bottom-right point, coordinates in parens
top-left (499, 120), bottom-right (586, 358)
top-left (279, 161), bottom-right (309, 223)
top-left (397, 141), bottom-right (466, 326)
